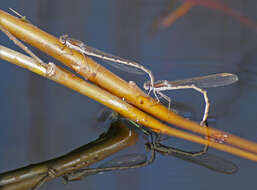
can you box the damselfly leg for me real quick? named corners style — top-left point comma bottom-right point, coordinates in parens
top-left (143, 73), bottom-right (239, 125)
top-left (146, 132), bottom-right (238, 174)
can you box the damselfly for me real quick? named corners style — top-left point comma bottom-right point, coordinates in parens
top-left (63, 131), bottom-right (238, 182)
top-left (145, 133), bottom-right (238, 174)
top-left (63, 111), bottom-right (237, 182)
top-left (59, 35), bottom-right (157, 98)
top-left (63, 153), bottom-right (151, 182)
top-left (143, 73), bottom-right (239, 125)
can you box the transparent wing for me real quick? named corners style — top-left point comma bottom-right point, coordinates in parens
top-left (163, 145), bottom-right (238, 174)
top-left (159, 99), bottom-right (217, 122)
top-left (160, 100), bottom-right (195, 119)
top-left (163, 73), bottom-right (239, 88)
top-left (96, 108), bottom-right (119, 123)
top-left (96, 108), bottom-right (113, 122)
top-left (99, 153), bottom-right (147, 168)
top-left (102, 59), bottom-right (146, 75)
top-left (84, 45), bottom-right (146, 75)
top-left (64, 153), bottom-right (147, 181)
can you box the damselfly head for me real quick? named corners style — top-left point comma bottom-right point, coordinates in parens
top-left (144, 80), bottom-right (167, 90)
top-left (59, 34), bottom-right (69, 45)
top-left (143, 81), bottom-right (151, 90)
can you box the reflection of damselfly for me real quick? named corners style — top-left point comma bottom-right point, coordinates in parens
top-left (144, 133), bottom-right (238, 174)
top-left (59, 35), bottom-right (157, 98)
top-left (63, 132), bottom-right (238, 182)
top-left (144, 73), bottom-right (239, 125)
top-left (63, 112), bottom-right (238, 182)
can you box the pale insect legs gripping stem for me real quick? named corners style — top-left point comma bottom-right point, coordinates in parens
top-left (59, 35), bottom-right (158, 99)
top-left (143, 73), bottom-right (239, 125)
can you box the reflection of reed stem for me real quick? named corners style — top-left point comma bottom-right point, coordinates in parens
top-left (0, 121), bottom-right (138, 190)
top-left (160, 2), bottom-right (193, 27)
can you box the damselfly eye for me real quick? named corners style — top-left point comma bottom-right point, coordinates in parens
top-left (143, 81), bottom-right (150, 90)
top-left (59, 35), bottom-right (68, 45)
top-left (59, 38), bottom-right (64, 44)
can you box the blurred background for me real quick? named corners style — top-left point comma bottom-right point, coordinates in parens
top-left (0, 0), bottom-right (257, 189)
